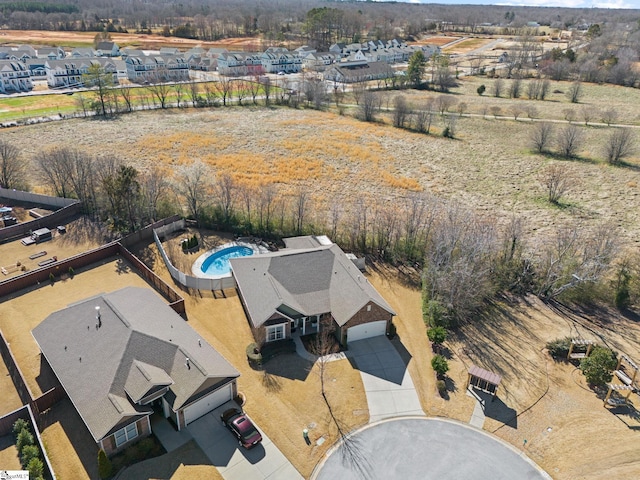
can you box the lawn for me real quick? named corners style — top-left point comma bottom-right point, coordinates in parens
top-left (0, 435), bottom-right (21, 471)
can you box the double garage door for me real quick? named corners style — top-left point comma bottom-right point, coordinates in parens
top-left (183, 383), bottom-right (233, 425)
top-left (347, 320), bottom-right (387, 344)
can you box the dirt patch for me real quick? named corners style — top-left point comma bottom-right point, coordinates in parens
top-left (0, 358), bottom-right (23, 417)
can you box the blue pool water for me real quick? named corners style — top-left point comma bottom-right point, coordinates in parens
top-left (200, 246), bottom-right (253, 275)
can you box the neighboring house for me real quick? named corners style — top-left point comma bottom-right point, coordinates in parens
top-left (324, 61), bottom-right (394, 84)
top-left (329, 43), bottom-right (345, 56)
top-left (230, 235), bottom-right (395, 348)
top-left (120, 49), bottom-right (145, 60)
top-left (125, 55), bottom-right (189, 83)
top-left (24, 58), bottom-right (47, 80)
top-left (45, 58), bottom-right (118, 88)
top-left (160, 47), bottom-right (181, 56)
top-left (32, 287), bottom-right (240, 456)
top-left (301, 52), bottom-right (335, 72)
top-left (260, 47), bottom-right (302, 73)
top-left (0, 60), bottom-right (33, 94)
top-left (112, 59), bottom-right (128, 80)
top-left (71, 47), bottom-right (96, 58)
top-left (15, 44), bottom-right (36, 60)
top-left (36, 46), bottom-right (66, 60)
top-left (217, 52), bottom-right (247, 76)
top-left (96, 41), bottom-right (120, 57)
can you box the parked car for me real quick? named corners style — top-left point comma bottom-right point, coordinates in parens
top-left (221, 408), bottom-right (262, 449)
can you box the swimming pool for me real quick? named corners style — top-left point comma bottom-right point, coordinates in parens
top-left (199, 245), bottom-right (254, 276)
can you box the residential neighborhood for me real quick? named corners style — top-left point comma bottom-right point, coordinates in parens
top-left (0, 39), bottom-right (439, 92)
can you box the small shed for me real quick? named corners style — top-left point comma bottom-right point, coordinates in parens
top-left (32, 228), bottom-right (52, 244)
top-left (467, 365), bottom-right (502, 397)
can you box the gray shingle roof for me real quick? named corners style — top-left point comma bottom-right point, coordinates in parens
top-left (32, 287), bottom-right (239, 442)
top-left (230, 239), bottom-right (395, 328)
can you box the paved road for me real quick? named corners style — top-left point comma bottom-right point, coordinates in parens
top-left (188, 402), bottom-right (303, 480)
top-left (314, 418), bottom-right (552, 480)
top-left (347, 337), bottom-right (423, 422)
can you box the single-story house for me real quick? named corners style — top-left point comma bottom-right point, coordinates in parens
top-left (32, 287), bottom-right (240, 456)
top-left (230, 236), bottom-right (395, 348)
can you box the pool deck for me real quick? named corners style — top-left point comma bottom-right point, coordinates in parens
top-left (191, 241), bottom-right (269, 279)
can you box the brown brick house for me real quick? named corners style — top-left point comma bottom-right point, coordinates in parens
top-left (230, 236), bottom-right (395, 348)
top-left (32, 287), bottom-right (239, 456)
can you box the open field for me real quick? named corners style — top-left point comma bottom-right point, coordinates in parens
top-left (4, 77), bottom-right (640, 250)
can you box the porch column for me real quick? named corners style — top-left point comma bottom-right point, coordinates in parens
top-left (302, 317), bottom-right (306, 335)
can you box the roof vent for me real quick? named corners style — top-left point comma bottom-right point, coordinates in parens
top-left (185, 358), bottom-right (191, 370)
top-left (198, 339), bottom-right (202, 347)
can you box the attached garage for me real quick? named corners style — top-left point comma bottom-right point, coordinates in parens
top-left (347, 320), bottom-right (388, 344)
top-left (183, 383), bottom-right (233, 425)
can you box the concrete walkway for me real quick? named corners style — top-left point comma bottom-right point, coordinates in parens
top-left (151, 415), bottom-right (193, 452)
top-left (467, 387), bottom-right (487, 428)
top-left (346, 336), bottom-right (423, 423)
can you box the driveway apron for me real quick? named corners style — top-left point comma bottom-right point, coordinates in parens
top-left (347, 336), bottom-right (424, 422)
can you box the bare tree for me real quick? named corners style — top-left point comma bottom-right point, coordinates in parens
top-left (492, 78), bottom-right (504, 97)
top-left (214, 172), bottom-right (236, 224)
top-left (351, 80), bottom-right (366, 106)
top-left (580, 105), bottom-right (597, 126)
top-left (539, 164), bottom-right (573, 204)
top-left (214, 77), bottom-right (234, 106)
top-left (235, 79), bottom-right (248, 106)
top-left (562, 108), bottom-right (576, 123)
top-left (188, 80), bottom-right (201, 107)
top-left (148, 71), bottom-right (172, 109)
top-left (490, 106), bottom-right (501, 119)
top-left (556, 124), bottom-right (584, 158)
top-left (601, 107), bottom-right (618, 127)
top-left (456, 102), bottom-right (468, 117)
top-left (140, 166), bottom-right (169, 221)
top-left (203, 81), bottom-right (217, 106)
top-left (174, 160), bottom-right (210, 223)
top-left (530, 122), bottom-right (555, 153)
top-left (392, 95), bottom-right (410, 128)
top-left (248, 76), bottom-right (261, 105)
top-left (119, 86), bottom-right (134, 112)
top-left (413, 101), bottom-right (434, 134)
top-left (35, 148), bottom-right (74, 198)
top-left (0, 140), bottom-right (27, 189)
top-left (603, 128), bottom-right (636, 165)
top-left (525, 105), bottom-right (538, 119)
top-left (174, 81), bottom-right (186, 108)
top-left (258, 183), bottom-right (277, 232)
top-left (292, 187), bottom-right (310, 235)
top-left (536, 222), bottom-right (618, 299)
top-left (566, 81), bottom-right (582, 103)
top-left (510, 105), bottom-right (524, 120)
top-left (435, 95), bottom-right (456, 115)
top-left (509, 78), bottom-right (521, 98)
top-left (358, 91), bottom-right (380, 122)
top-left (261, 76), bottom-right (272, 106)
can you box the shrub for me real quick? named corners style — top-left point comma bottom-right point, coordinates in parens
top-left (388, 322), bottom-right (397, 339)
top-left (68, 267), bottom-right (74, 277)
top-left (20, 444), bottom-right (40, 467)
top-left (477, 84), bottom-right (486, 96)
top-left (437, 379), bottom-right (447, 395)
top-left (423, 299), bottom-right (450, 328)
top-left (16, 429), bottom-right (34, 452)
top-left (431, 354), bottom-right (449, 377)
top-left (12, 419), bottom-right (29, 438)
top-left (48, 272), bottom-right (55, 283)
top-left (442, 126), bottom-right (453, 138)
top-left (546, 337), bottom-right (572, 359)
top-left (137, 437), bottom-right (155, 457)
top-left (27, 457), bottom-right (44, 479)
top-left (246, 342), bottom-right (262, 368)
top-left (427, 326), bottom-right (447, 345)
top-left (98, 449), bottom-right (112, 479)
top-left (581, 346), bottom-right (617, 387)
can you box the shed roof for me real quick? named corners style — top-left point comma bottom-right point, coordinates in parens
top-left (468, 365), bottom-right (502, 386)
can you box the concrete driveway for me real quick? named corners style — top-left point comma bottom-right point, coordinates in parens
top-left (313, 417), bottom-right (552, 480)
top-left (347, 336), bottom-right (423, 422)
top-left (188, 402), bottom-right (303, 480)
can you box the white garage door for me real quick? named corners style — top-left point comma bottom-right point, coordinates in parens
top-left (183, 383), bottom-right (232, 425)
top-left (347, 321), bottom-right (387, 343)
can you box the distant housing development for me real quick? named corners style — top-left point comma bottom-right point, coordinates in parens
top-left (0, 38), bottom-right (440, 93)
